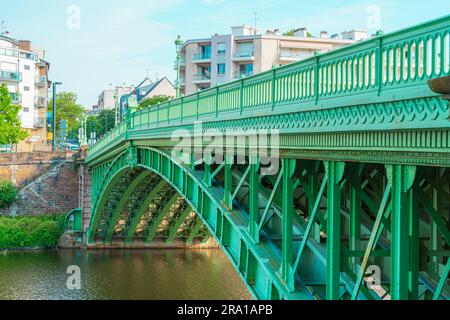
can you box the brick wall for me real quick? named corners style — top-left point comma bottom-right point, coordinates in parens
top-left (0, 151), bottom-right (80, 216)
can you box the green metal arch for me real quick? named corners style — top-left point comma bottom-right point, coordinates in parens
top-left (87, 162), bottom-right (132, 242)
top-left (89, 146), bottom-right (301, 300)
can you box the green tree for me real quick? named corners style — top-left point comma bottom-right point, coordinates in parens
top-left (67, 109), bottom-right (116, 143)
top-left (47, 92), bottom-right (85, 134)
top-left (0, 84), bottom-right (28, 145)
top-left (138, 95), bottom-right (171, 110)
top-left (0, 180), bottom-right (18, 209)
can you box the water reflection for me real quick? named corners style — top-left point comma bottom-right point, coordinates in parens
top-left (0, 249), bottom-right (252, 300)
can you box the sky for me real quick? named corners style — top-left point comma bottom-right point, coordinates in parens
top-left (2, 0), bottom-right (449, 107)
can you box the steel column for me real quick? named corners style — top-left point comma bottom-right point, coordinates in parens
top-left (387, 165), bottom-right (416, 300)
top-left (325, 161), bottom-right (345, 300)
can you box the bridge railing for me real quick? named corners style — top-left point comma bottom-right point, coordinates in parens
top-left (87, 15), bottom-right (449, 161)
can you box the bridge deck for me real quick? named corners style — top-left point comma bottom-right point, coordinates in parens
top-left (87, 15), bottom-right (450, 166)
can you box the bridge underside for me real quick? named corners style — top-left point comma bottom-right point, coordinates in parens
top-left (87, 146), bottom-right (450, 300)
top-left (88, 168), bottom-right (211, 246)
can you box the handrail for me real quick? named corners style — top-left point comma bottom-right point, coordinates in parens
top-left (87, 15), bottom-right (450, 161)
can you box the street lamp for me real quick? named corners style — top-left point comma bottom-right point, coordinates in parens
top-left (52, 81), bottom-right (62, 151)
top-left (174, 35), bottom-right (184, 98)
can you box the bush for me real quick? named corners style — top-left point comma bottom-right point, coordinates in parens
top-left (0, 180), bottom-right (18, 209)
top-left (0, 214), bottom-right (65, 249)
top-left (31, 220), bottom-right (60, 247)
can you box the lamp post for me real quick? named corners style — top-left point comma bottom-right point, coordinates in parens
top-left (174, 35), bottom-right (184, 98)
top-left (52, 81), bottom-right (62, 151)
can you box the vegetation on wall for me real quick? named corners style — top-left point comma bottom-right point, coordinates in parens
top-left (0, 214), bottom-right (65, 249)
top-left (0, 84), bottom-right (28, 145)
top-left (0, 181), bottom-right (18, 209)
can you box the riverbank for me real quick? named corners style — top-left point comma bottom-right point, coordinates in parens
top-left (0, 214), bottom-right (65, 249)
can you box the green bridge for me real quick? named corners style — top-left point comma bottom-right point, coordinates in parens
top-left (85, 16), bottom-right (450, 300)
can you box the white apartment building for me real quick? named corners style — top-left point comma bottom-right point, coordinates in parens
top-left (0, 32), bottom-right (50, 152)
top-left (179, 25), bottom-right (367, 95)
top-left (98, 85), bottom-right (134, 111)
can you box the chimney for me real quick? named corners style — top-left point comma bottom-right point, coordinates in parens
top-left (331, 33), bottom-right (339, 39)
top-left (320, 31), bottom-right (328, 39)
top-left (19, 40), bottom-right (32, 51)
top-left (294, 27), bottom-right (308, 38)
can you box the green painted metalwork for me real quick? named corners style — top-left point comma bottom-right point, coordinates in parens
top-left (145, 193), bottom-right (180, 243)
top-left (85, 16), bottom-right (450, 300)
top-left (124, 180), bottom-right (167, 244)
top-left (64, 208), bottom-right (82, 232)
top-left (325, 161), bottom-right (345, 300)
top-left (104, 171), bottom-right (151, 244)
top-left (186, 217), bottom-right (204, 245)
top-left (166, 206), bottom-right (193, 244)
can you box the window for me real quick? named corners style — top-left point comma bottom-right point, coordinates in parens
top-left (24, 65), bottom-right (30, 70)
top-left (217, 64), bottom-right (226, 75)
top-left (202, 45), bottom-right (211, 59)
top-left (23, 107), bottom-right (29, 112)
top-left (218, 43), bottom-right (226, 54)
top-left (240, 63), bottom-right (253, 76)
top-left (24, 86), bottom-right (30, 91)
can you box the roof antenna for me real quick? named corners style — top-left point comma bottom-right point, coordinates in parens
top-left (1, 21), bottom-right (5, 35)
top-left (253, 12), bottom-right (259, 30)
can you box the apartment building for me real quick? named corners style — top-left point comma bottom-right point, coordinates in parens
top-left (98, 85), bottom-right (134, 111)
top-left (179, 25), bottom-right (367, 95)
top-left (0, 32), bottom-right (50, 152)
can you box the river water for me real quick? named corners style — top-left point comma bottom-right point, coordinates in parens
top-left (0, 249), bottom-right (252, 300)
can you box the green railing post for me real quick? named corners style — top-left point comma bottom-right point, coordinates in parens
top-left (167, 100), bottom-right (171, 124)
top-left (240, 79), bottom-right (244, 115)
top-left (215, 87), bottom-right (219, 117)
top-left (196, 92), bottom-right (200, 120)
top-left (180, 96), bottom-right (184, 123)
top-left (315, 55), bottom-right (319, 104)
top-left (271, 69), bottom-right (276, 110)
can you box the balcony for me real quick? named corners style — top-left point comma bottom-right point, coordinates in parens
top-left (35, 117), bottom-right (45, 128)
top-left (193, 73), bottom-right (211, 83)
top-left (0, 71), bottom-right (20, 82)
top-left (192, 53), bottom-right (211, 63)
top-left (10, 93), bottom-right (22, 104)
top-left (35, 96), bottom-right (47, 108)
top-left (279, 51), bottom-right (311, 63)
top-left (35, 76), bottom-right (47, 87)
top-left (233, 71), bottom-right (253, 79)
top-left (232, 51), bottom-right (254, 62)
top-left (179, 78), bottom-right (186, 87)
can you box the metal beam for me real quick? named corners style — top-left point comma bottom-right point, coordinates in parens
top-left (326, 161), bottom-right (345, 300)
top-left (124, 180), bottom-right (167, 244)
top-left (281, 158), bottom-right (296, 292)
top-left (104, 171), bottom-right (150, 244)
top-left (145, 193), bottom-right (180, 243)
top-left (166, 206), bottom-right (193, 244)
top-left (388, 164), bottom-right (416, 300)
